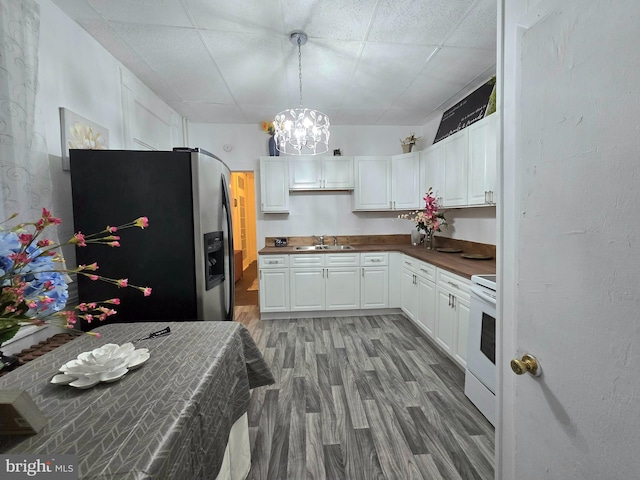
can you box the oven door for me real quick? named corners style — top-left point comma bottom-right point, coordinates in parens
top-left (467, 284), bottom-right (497, 393)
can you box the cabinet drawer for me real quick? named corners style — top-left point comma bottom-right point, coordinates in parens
top-left (415, 260), bottom-right (436, 282)
top-left (290, 254), bottom-right (325, 268)
top-left (402, 254), bottom-right (420, 273)
top-left (437, 269), bottom-right (470, 300)
top-left (326, 253), bottom-right (360, 266)
top-left (259, 255), bottom-right (289, 268)
top-left (361, 252), bottom-right (389, 266)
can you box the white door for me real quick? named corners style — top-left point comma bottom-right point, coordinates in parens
top-left (500, 1), bottom-right (640, 478)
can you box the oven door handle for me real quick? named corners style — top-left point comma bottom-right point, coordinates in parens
top-left (471, 285), bottom-right (497, 306)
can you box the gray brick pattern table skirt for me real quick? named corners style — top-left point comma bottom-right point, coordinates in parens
top-left (0, 321), bottom-right (274, 479)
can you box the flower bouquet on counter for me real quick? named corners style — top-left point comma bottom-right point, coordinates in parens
top-left (398, 187), bottom-right (447, 248)
top-left (0, 208), bottom-right (152, 353)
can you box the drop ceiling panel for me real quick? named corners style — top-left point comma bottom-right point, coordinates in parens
top-left (109, 23), bottom-right (233, 104)
top-left (184, 0), bottom-right (285, 34)
top-left (51, 0), bottom-right (498, 125)
top-left (199, 31), bottom-right (289, 107)
top-left (342, 43), bottom-right (439, 109)
top-left (87, 0), bottom-right (192, 27)
top-left (394, 46), bottom-right (495, 110)
top-left (368, 0), bottom-right (476, 45)
top-left (444, 0), bottom-right (497, 49)
top-left (281, 0), bottom-right (378, 41)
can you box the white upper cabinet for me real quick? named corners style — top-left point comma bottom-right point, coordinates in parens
top-left (353, 156), bottom-right (392, 210)
top-left (440, 129), bottom-right (469, 207)
top-left (391, 152), bottom-right (421, 210)
top-left (422, 113), bottom-right (498, 209)
top-left (420, 146), bottom-right (443, 204)
top-left (467, 113), bottom-right (497, 206)
top-left (260, 156), bottom-right (289, 213)
top-left (289, 156), bottom-right (354, 190)
top-left (353, 153), bottom-right (420, 211)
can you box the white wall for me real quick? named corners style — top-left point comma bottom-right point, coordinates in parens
top-left (37, 0), bottom-right (181, 263)
top-left (189, 123), bottom-right (497, 248)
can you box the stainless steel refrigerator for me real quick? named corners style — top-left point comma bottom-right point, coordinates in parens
top-left (69, 148), bottom-right (234, 325)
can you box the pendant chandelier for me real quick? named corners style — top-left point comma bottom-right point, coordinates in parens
top-left (274, 31), bottom-right (330, 155)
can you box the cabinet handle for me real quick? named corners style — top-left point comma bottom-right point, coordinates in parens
top-left (259, 271), bottom-right (262, 280)
top-left (362, 269), bottom-right (364, 277)
top-left (484, 191), bottom-right (488, 204)
top-left (390, 201), bottom-right (392, 209)
top-left (448, 293), bottom-right (452, 307)
top-left (372, 259), bottom-right (382, 263)
top-left (419, 268), bottom-right (429, 274)
top-left (447, 281), bottom-right (459, 289)
top-left (452, 295), bottom-right (456, 309)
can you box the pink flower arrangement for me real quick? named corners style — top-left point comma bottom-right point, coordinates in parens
top-left (0, 208), bottom-right (152, 346)
top-left (398, 187), bottom-right (447, 234)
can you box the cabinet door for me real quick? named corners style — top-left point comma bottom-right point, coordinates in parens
top-left (440, 130), bottom-right (469, 207)
top-left (259, 268), bottom-right (289, 312)
top-left (401, 268), bottom-right (417, 321)
top-left (391, 152), bottom-right (420, 210)
top-left (420, 145), bottom-right (442, 202)
top-left (416, 276), bottom-right (436, 338)
top-left (323, 156), bottom-right (354, 189)
top-left (468, 114), bottom-right (497, 205)
top-left (289, 156), bottom-right (321, 190)
top-left (361, 266), bottom-right (389, 309)
top-left (435, 287), bottom-right (455, 355)
top-left (326, 267), bottom-right (360, 310)
top-left (454, 297), bottom-right (470, 368)
top-left (290, 268), bottom-right (325, 311)
top-left (260, 157), bottom-right (289, 212)
top-left (353, 156), bottom-right (391, 210)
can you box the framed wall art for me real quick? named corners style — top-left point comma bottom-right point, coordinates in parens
top-left (59, 107), bottom-right (109, 170)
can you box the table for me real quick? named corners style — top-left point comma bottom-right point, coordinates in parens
top-left (0, 321), bottom-right (274, 479)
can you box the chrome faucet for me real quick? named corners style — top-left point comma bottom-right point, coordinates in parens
top-left (333, 236), bottom-right (338, 246)
top-left (313, 235), bottom-right (325, 246)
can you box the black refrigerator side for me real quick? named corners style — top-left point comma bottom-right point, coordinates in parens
top-left (70, 149), bottom-right (198, 326)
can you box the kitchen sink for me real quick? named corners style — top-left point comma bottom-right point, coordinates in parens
top-left (293, 245), bottom-right (354, 251)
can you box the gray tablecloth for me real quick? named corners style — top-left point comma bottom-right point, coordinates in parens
top-left (0, 321), bottom-right (274, 479)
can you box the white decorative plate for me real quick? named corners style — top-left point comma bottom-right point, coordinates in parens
top-left (51, 343), bottom-right (150, 388)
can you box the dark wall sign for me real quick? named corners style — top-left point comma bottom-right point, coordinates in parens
top-left (433, 79), bottom-right (494, 144)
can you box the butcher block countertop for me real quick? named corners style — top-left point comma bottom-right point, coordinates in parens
top-left (259, 235), bottom-right (496, 280)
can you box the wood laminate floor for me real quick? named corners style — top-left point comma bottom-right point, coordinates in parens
top-left (234, 305), bottom-right (494, 480)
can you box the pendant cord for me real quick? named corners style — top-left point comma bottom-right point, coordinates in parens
top-left (298, 36), bottom-right (303, 108)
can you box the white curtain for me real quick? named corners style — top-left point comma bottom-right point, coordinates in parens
top-left (0, 0), bottom-right (55, 226)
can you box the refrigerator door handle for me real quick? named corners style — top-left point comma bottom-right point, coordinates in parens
top-left (221, 174), bottom-right (235, 320)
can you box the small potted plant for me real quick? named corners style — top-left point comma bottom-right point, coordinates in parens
top-left (400, 133), bottom-right (422, 153)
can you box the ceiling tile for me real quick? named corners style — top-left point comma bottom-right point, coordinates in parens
top-left (341, 43), bottom-right (439, 109)
top-left (393, 46), bottom-right (496, 111)
top-left (183, 0), bottom-right (285, 34)
top-left (109, 23), bottom-right (234, 104)
top-left (445, 0), bottom-right (497, 49)
top-left (368, 0), bottom-right (475, 45)
top-left (51, 0), bottom-right (498, 125)
top-left (88, 0), bottom-right (192, 27)
top-left (280, 0), bottom-right (378, 41)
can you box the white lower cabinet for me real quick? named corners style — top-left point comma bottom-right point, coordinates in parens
top-left (259, 255), bottom-right (289, 313)
top-left (435, 269), bottom-right (471, 367)
top-left (361, 253), bottom-right (389, 309)
top-left (401, 255), bottom-right (436, 337)
top-left (289, 253), bottom-right (360, 312)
